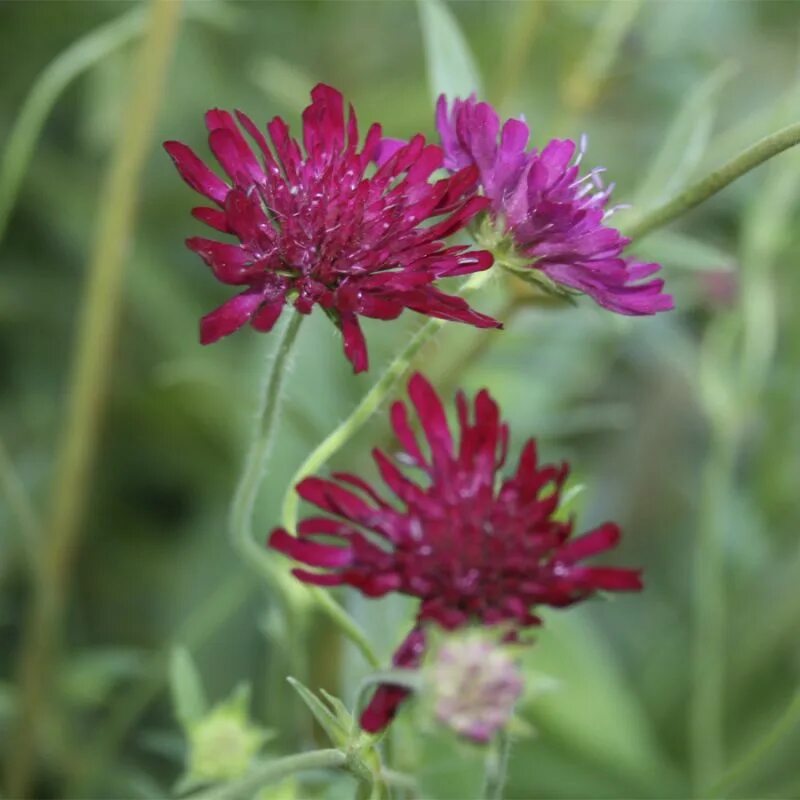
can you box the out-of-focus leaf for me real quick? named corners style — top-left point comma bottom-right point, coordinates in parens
top-left (417, 0), bottom-right (482, 103)
top-left (562, 0), bottom-right (642, 113)
top-left (634, 62), bottom-right (737, 209)
top-left (521, 614), bottom-right (683, 796)
top-left (169, 647), bottom-right (208, 729)
top-left (58, 648), bottom-right (146, 707)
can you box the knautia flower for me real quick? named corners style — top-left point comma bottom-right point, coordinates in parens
top-left (164, 84), bottom-right (500, 372)
top-left (428, 632), bottom-right (524, 743)
top-left (435, 95), bottom-right (674, 315)
top-left (269, 373), bottom-right (642, 732)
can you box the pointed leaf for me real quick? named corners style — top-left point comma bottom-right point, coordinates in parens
top-left (286, 677), bottom-right (347, 746)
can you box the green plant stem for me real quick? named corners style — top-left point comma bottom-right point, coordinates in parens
top-left (4, 2), bottom-right (183, 796)
top-left (624, 121), bottom-right (800, 241)
top-left (229, 312), bottom-right (304, 593)
top-left (0, 7), bottom-right (145, 245)
top-left (229, 314), bottom-right (380, 670)
top-left (281, 270), bottom-right (495, 535)
top-left (189, 749), bottom-right (347, 800)
top-left (482, 730), bottom-right (512, 800)
top-left (707, 690), bottom-right (800, 798)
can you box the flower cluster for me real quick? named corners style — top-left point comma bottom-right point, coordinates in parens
top-left (166, 85), bottom-right (660, 743)
top-left (270, 373), bottom-right (641, 732)
top-left (436, 95), bottom-right (674, 315)
top-left (165, 84), bottom-right (500, 373)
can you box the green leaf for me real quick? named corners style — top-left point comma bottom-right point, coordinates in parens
top-left (58, 648), bottom-right (146, 708)
top-left (286, 677), bottom-right (348, 747)
top-left (634, 62), bottom-right (737, 209)
top-left (169, 647), bottom-right (208, 730)
top-left (417, 0), bottom-right (482, 103)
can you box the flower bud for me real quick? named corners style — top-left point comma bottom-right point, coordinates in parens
top-left (429, 633), bottom-right (524, 743)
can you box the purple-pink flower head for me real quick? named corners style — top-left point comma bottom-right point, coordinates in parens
top-left (269, 373), bottom-right (642, 733)
top-left (164, 85), bottom-right (500, 372)
top-left (436, 95), bottom-right (674, 316)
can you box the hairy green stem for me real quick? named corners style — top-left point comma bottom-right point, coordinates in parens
top-left (230, 314), bottom-right (380, 669)
top-left (707, 690), bottom-right (800, 798)
top-left (4, 2), bottom-right (183, 795)
top-left (624, 121), bottom-right (800, 241)
top-left (189, 749), bottom-right (347, 800)
top-left (0, 7), bottom-right (145, 245)
top-left (229, 312), bottom-right (304, 592)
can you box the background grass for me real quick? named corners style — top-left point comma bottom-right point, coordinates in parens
top-left (2, 1), bottom-right (800, 798)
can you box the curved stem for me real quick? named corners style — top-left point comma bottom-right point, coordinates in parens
top-left (229, 312), bottom-right (303, 591)
top-left (4, 3), bottom-right (183, 796)
top-left (229, 314), bottom-right (380, 669)
top-left (189, 749), bottom-right (346, 800)
top-left (707, 689), bottom-right (800, 798)
top-left (624, 121), bottom-right (800, 242)
top-left (281, 270), bottom-right (495, 535)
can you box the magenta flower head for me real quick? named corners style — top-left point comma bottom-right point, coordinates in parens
top-left (435, 96), bottom-right (674, 315)
top-left (269, 373), bottom-right (642, 733)
top-left (164, 85), bottom-right (500, 372)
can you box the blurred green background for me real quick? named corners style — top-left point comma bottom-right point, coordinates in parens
top-left (2, 1), bottom-right (800, 798)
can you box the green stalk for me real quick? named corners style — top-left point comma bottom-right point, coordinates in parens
top-left (5, 2), bottom-right (183, 796)
top-left (707, 690), bottom-right (800, 798)
top-left (229, 313), bottom-right (305, 595)
top-left (227, 314), bottom-right (379, 669)
top-left (482, 730), bottom-right (513, 800)
top-left (0, 7), bottom-right (145, 245)
top-left (189, 749), bottom-right (347, 800)
top-left (624, 121), bottom-right (800, 241)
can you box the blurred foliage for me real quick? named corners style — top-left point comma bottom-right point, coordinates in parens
top-left (2, 1), bottom-right (800, 798)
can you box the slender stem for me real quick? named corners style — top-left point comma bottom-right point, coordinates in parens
top-left (228, 314), bottom-right (380, 669)
top-left (624, 121), bottom-right (800, 241)
top-left (229, 312), bottom-right (304, 593)
top-left (707, 690), bottom-right (800, 798)
top-left (482, 730), bottom-right (513, 800)
top-left (189, 749), bottom-right (347, 800)
top-left (281, 270), bottom-right (495, 535)
top-left (0, 7), bottom-right (145, 245)
top-left (4, 2), bottom-right (183, 796)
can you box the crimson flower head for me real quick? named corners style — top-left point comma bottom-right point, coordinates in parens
top-left (164, 84), bottom-right (500, 372)
top-left (436, 95), bottom-right (674, 316)
top-left (269, 373), bottom-right (642, 733)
